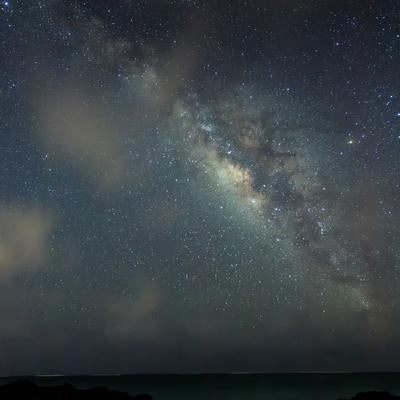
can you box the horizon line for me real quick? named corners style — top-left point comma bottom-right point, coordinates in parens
top-left (1, 371), bottom-right (400, 379)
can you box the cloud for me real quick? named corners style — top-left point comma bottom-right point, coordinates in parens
top-left (35, 3), bottom-right (211, 192)
top-left (39, 86), bottom-right (125, 190)
top-left (106, 281), bottom-right (163, 338)
top-left (0, 206), bottom-right (54, 283)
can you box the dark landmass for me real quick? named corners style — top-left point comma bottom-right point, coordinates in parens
top-left (1, 379), bottom-right (400, 400)
top-left (341, 391), bottom-right (400, 399)
top-left (0, 380), bottom-right (152, 400)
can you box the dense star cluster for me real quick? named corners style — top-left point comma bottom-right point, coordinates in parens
top-left (1, 0), bottom-right (400, 374)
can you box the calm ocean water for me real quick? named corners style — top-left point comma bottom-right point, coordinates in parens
top-left (1, 373), bottom-right (400, 400)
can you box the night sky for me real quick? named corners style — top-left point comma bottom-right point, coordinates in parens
top-left (1, 0), bottom-right (400, 375)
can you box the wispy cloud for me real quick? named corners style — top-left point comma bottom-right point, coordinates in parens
top-left (0, 205), bottom-right (54, 283)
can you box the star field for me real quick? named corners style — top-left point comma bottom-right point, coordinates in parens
top-left (0, 0), bottom-right (400, 374)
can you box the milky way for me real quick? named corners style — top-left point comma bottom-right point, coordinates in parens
top-left (1, 0), bottom-right (400, 374)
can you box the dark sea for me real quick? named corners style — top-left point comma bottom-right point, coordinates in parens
top-left (1, 373), bottom-right (400, 399)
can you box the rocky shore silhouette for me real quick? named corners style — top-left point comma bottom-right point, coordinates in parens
top-left (1, 380), bottom-right (400, 399)
top-left (341, 392), bottom-right (400, 400)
